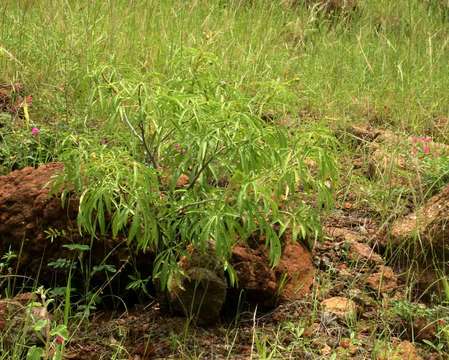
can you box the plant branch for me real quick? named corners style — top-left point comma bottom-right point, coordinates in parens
top-left (187, 143), bottom-right (226, 191)
top-left (138, 122), bottom-right (159, 170)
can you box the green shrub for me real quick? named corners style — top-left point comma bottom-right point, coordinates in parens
top-left (54, 50), bottom-right (338, 290)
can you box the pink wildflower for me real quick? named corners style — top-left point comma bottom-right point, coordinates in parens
top-left (31, 127), bottom-right (40, 136)
top-left (54, 335), bottom-right (64, 345)
top-left (411, 136), bottom-right (432, 156)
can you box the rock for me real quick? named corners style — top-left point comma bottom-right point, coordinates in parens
top-left (0, 82), bottom-right (31, 117)
top-left (321, 343), bottom-right (332, 356)
top-left (348, 288), bottom-right (376, 308)
top-left (339, 338), bottom-right (358, 354)
top-left (0, 163), bottom-right (69, 240)
top-left (230, 245), bottom-right (278, 307)
top-left (0, 163), bottom-right (76, 279)
top-left (347, 124), bottom-right (449, 187)
top-left (348, 241), bottom-right (383, 264)
top-left (374, 136), bottom-right (448, 186)
top-left (339, 338), bottom-right (351, 348)
top-left (324, 226), bottom-right (365, 243)
top-left (376, 338), bottom-right (422, 360)
top-left (170, 239), bottom-right (315, 322)
top-left (391, 184), bottom-right (449, 249)
top-left (388, 341), bottom-right (422, 360)
top-left (231, 241), bottom-right (315, 307)
top-left (1, 164), bottom-right (315, 324)
top-left (167, 244), bottom-right (227, 325)
top-left (276, 243), bottom-right (315, 302)
top-left (367, 148), bottom-right (411, 185)
top-left (303, 322), bottom-right (320, 338)
top-left (175, 174), bottom-right (190, 188)
top-left (346, 124), bottom-right (384, 143)
top-left (365, 266), bottom-right (398, 294)
top-left (168, 267), bottom-right (227, 325)
top-left (321, 296), bottom-right (357, 320)
top-left (411, 316), bottom-right (437, 342)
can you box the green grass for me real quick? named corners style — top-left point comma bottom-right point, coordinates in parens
top-left (1, 0), bottom-right (448, 131)
top-left (1, 0), bottom-right (449, 358)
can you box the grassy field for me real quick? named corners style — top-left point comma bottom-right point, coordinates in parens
top-left (1, 0), bottom-right (449, 358)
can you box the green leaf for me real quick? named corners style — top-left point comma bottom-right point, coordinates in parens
top-left (62, 244), bottom-right (90, 252)
top-left (26, 346), bottom-right (44, 360)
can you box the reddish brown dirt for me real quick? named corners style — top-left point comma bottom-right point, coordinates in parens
top-left (276, 242), bottom-right (315, 301)
top-left (230, 240), bottom-right (314, 308)
top-left (1, 164), bottom-right (316, 313)
top-left (391, 183), bottom-right (449, 249)
top-left (231, 245), bottom-right (278, 306)
top-left (0, 163), bottom-right (79, 281)
top-left (0, 164), bottom-right (441, 359)
top-left (0, 163), bottom-right (71, 241)
top-left (0, 83), bottom-right (32, 117)
top-left (0, 163), bottom-right (147, 293)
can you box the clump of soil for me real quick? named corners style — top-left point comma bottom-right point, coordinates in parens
top-left (0, 163), bottom-right (316, 323)
top-left (59, 207), bottom-right (438, 359)
top-left (0, 163), bottom-right (152, 298)
top-left (391, 183), bottom-right (449, 250)
top-left (0, 163), bottom-right (69, 244)
top-left (0, 163), bottom-right (444, 358)
top-left (0, 83), bottom-right (32, 119)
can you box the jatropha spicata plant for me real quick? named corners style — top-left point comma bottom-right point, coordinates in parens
top-left (55, 50), bottom-right (338, 290)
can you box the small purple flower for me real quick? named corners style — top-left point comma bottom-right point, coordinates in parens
top-left (31, 127), bottom-right (40, 136)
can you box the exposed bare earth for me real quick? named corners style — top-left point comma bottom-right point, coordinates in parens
top-left (0, 160), bottom-right (446, 358)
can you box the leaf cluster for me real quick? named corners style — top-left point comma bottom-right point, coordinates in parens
top-left (54, 49), bottom-right (338, 289)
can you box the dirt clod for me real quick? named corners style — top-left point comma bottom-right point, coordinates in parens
top-left (392, 340), bottom-right (423, 360)
top-left (349, 241), bottom-right (383, 264)
top-left (321, 296), bottom-right (357, 319)
top-left (391, 183), bottom-right (449, 250)
top-left (365, 266), bottom-right (398, 294)
top-left (0, 83), bottom-right (32, 118)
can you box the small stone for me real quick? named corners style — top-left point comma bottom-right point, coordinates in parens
top-left (303, 322), bottom-right (320, 338)
top-left (339, 338), bottom-right (351, 349)
top-left (176, 174), bottom-right (189, 188)
top-left (366, 266), bottom-right (398, 294)
top-left (338, 264), bottom-right (352, 278)
top-left (395, 340), bottom-right (423, 360)
top-left (412, 316), bottom-right (437, 342)
top-left (377, 339), bottom-right (423, 360)
top-left (321, 296), bottom-right (357, 320)
top-left (348, 241), bottom-right (383, 264)
top-left (321, 344), bottom-right (332, 356)
top-left (349, 344), bottom-right (359, 355)
top-left (324, 226), bottom-right (364, 243)
top-left (348, 288), bottom-right (375, 307)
